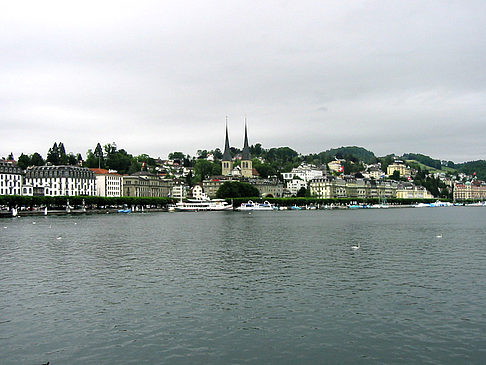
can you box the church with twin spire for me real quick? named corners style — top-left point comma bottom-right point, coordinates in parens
top-left (221, 123), bottom-right (254, 178)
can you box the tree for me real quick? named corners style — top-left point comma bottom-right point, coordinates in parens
top-left (169, 152), bottom-right (185, 160)
top-left (67, 153), bottom-right (77, 165)
top-left (106, 148), bottom-right (133, 174)
top-left (93, 143), bottom-right (104, 168)
top-left (216, 181), bottom-right (260, 198)
top-left (17, 153), bottom-right (31, 169)
top-left (253, 159), bottom-right (276, 178)
top-left (46, 142), bottom-right (60, 165)
top-left (30, 152), bottom-right (44, 166)
top-left (7, 152), bottom-right (14, 160)
top-left (58, 142), bottom-right (68, 165)
top-left (391, 170), bottom-right (401, 181)
top-left (212, 148), bottom-right (223, 160)
top-left (194, 159), bottom-right (214, 182)
top-left (197, 150), bottom-right (208, 159)
top-left (85, 149), bottom-right (97, 168)
top-left (297, 187), bottom-right (307, 197)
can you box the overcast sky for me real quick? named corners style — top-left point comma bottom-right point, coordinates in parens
top-left (1, 0), bottom-right (485, 163)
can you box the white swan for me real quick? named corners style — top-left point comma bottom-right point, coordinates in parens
top-left (352, 242), bottom-right (360, 250)
top-left (436, 234), bottom-right (442, 238)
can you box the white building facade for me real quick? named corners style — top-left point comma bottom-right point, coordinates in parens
top-left (25, 165), bottom-right (96, 196)
top-left (90, 168), bottom-right (123, 197)
top-left (282, 163), bottom-right (324, 195)
top-left (0, 161), bottom-right (23, 196)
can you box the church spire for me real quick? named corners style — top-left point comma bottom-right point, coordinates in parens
top-left (222, 117), bottom-right (232, 161)
top-left (241, 120), bottom-right (251, 161)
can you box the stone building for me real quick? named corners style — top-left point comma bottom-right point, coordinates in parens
top-left (309, 176), bottom-right (398, 199)
top-left (453, 180), bottom-right (486, 201)
top-left (122, 172), bottom-right (173, 197)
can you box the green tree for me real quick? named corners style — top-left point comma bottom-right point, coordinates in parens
top-left (67, 153), bottom-right (77, 165)
top-left (194, 159), bottom-right (214, 182)
top-left (46, 142), bottom-right (60, 165)
top-left (212, 148), bottom-right (223, 160)
top-left (58, 142), bottom-right (68, 165)
top-left (17, 153), bottom-right (31, 169)
top-left (216, 181), bottom-right (260, 198)
top-left (106, 148), bottom-right (133, 174)
top-left (168, 152), bottom-right (185, 160)
top-left (30, 152), bottom-right (44, 166)
top-left (297, 187), bottom-right (307, 197)
top-left (391, 170), bottom-right (401, 181)
top-left (93, 143), bottom-right (104, 168)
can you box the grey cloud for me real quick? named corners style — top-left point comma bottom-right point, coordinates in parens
top-left (1, 0), bottom-right (485, 162)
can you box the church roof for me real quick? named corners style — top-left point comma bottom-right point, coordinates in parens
top-left (222, 124), bottom-right (232, 161)
top-left (241, 123), bottom-right (251, 160)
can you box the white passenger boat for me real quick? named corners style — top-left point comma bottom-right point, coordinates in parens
top-left (235, 200), bottom-right (276, 211)
top-left (174, 199), bottom-right (233, 212)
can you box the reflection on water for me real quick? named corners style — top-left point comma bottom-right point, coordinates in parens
top-left (1, 208), bottom-right (486, 364)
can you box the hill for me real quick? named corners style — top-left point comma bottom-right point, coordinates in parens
top-left (317, 146), bottom-right (376, 164)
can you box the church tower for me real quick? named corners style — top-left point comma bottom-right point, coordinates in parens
top-left (221, 121), bottom-right (233, 176)
top-left (240, 122), bottom-right (253, 178)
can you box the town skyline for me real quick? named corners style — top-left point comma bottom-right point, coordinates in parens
top-left (2, 1), bottom-right (485, 162)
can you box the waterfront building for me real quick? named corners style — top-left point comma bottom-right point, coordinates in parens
top-left (202, 176), bottom-right (234, 198)
top-left (25, 165), bottom-right (96, 196)
top-left (171, 179), bottom-right (186, 200)
top-left (0, 160), bottom-right (23, 196)
top-left (453, 180), bottom-right (486, 201)
top-left (122, 172), bottom-right (173, 197)
top-left (396, 182), bottom-right (434, 199)
top-left (90, 168), bottom-right (123, 197)
top-left (309, 176), bottom-right (398, 199)
top-left (247, 178), bottom-right (284, 198)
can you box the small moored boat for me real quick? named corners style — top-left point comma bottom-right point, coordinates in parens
top-left (236, 200), bottom-right (276, 211)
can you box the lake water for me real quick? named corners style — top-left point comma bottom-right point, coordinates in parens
top-left (1, 208), bottom-right (486, 364)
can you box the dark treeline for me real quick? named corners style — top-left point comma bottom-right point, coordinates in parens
top-left (0, 195), bottom-right (174, 209)
top-left (0, 195), bottom-right (449, 210)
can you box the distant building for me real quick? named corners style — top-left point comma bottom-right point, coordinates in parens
top-left (25, 165), bottom-right (96, 196)
top-left (366, 167), bottom-right (384, 180)
top-left (202, 176), bottom-right (233, 198)
top-left (282, 163), bottom-right (324, 195)
top-left (122, 172), bottom-right (173, 197)
top-left (0, 160), bottom-right (23, 196)
top-left (396, 182), bottom-right (434, 199)
top-left (247, 178), bottom-right (284, 198)
top-left (328, 160), bottom-right (345, 173)
top-left (454, 180), bottom-right (486, 201)
top-left (171, 179), bottom-right (186, 200)
top-left (90, 168), bottom-right (123, 197)
top-left (221, 122), bottom-right (254, 178)
top-left (240, 123), bottom-right (253, 178)
top-left (387, 163), bottom-right (411, 177)
top-left (309, 176), bottom-right (398, 199)
top-left (285, 177), bottom-right (308, 196)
